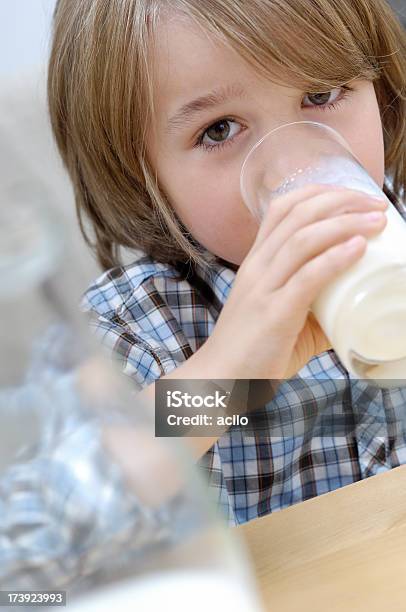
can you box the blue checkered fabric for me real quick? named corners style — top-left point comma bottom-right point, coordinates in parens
top-left (0, 365), bottom-right (174, 591)
top-left (81, 254), bottom-right (406, 526)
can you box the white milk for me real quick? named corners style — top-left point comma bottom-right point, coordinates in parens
top-left (267, 157), bottom-right (406, 383)
top-left (66, 570), bottom-right (264, 612)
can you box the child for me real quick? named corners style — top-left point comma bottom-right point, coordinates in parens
top-left (48, 0), bottom-right (406, 525)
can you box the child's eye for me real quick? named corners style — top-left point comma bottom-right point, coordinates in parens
top-left (195, 118), bottom-right (244, 153)
top-left (302, 86), bottom-right (352, 111)
top-left (194, 86), bottom-right (353, 153)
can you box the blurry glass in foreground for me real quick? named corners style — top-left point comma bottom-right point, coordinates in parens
top-left (0, 181), bottom-right (264, 611)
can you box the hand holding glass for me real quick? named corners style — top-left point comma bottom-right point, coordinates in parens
top-left (240, 121), bottom-right (406, 386)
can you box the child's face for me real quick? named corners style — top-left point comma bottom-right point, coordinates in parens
top-left (147, 15), bottom-right (385, 265)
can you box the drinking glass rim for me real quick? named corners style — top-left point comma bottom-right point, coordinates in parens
top-left (239, 120), bottom-right (362, 194)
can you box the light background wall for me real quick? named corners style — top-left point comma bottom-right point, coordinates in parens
top-left (0, 0), bottom-right (100, 305)
top-left (0, 1), bottom-right (57, 78)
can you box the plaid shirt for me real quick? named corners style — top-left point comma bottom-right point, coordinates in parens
top-left (81, 255), bottom-right (406, 526)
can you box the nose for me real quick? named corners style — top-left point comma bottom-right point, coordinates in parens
top-left (248, 108), bottom-right (305, 157)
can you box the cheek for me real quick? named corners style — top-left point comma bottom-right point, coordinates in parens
top-left (340, 87), bottom-right (385, 188)
top-left (169, 180), bottom-right (259, 264)
top-left (351, 121), bottom-right (385, 188)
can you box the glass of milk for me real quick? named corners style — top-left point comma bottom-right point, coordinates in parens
top-left (240, 121), bottom-right (406, 386)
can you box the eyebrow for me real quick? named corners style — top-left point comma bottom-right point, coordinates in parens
top-left (166, 82), bottom-right (248, 134)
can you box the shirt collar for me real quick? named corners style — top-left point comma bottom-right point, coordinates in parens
top-left (192, 255), bottom-right (237, 307)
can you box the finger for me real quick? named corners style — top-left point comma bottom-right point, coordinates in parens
top-left (263, 210), bottom-right (386, 290)
top-left (255, 190), bottom-right (388, 265)
top-left (252, 183), bottom-right (347, 251)
top-left (279, 235), bottom-right (368, 324)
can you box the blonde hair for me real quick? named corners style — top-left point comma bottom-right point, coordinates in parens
top-left (48, 0), bottom-right (406, 271)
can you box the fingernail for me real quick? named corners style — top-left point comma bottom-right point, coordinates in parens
top-left (366, 211), bottom-right (385, 222)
